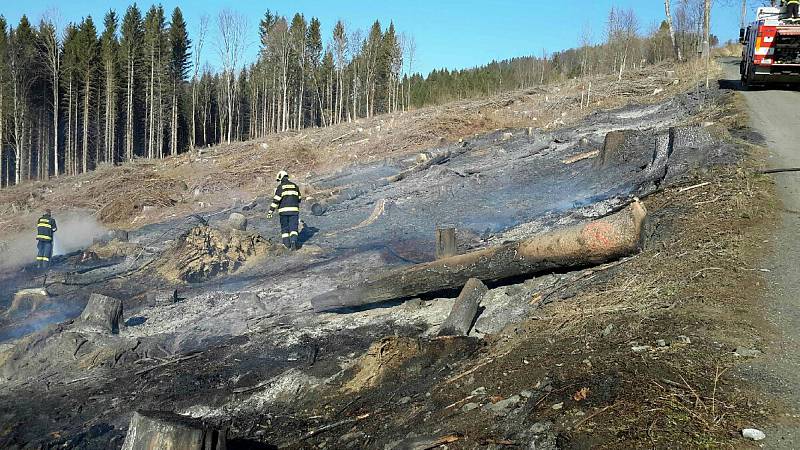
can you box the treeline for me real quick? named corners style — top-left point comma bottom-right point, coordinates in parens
top-left (0, 5), bottom-right (410, 188)
top-left (0, 1), bottom-right (711, 189)
top-left (407, 1), bottom-right (713, 106)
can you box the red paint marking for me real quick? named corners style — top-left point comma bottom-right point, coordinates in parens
top-left (584, 222), bottom-right (614, 251)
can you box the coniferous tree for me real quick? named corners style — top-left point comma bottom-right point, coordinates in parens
top-left (100, 10), bottom-right (118, 165)
top-left (306, 17), bottom-right (323, 127)
top-left (38, 17), bottom-right (60, 178)
top-left (76, 17), bottom-right (98, 174)
top-left (143, 5), bottom-right (166, 158)
top-left (167, 7), bottom-right (190, 156)
top-left (119, 4), bottom-right (143, 162)
top-left (8, 15), bottom-right (38, 183)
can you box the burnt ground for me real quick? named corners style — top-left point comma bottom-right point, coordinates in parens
top-left (0, 63), bottom-right (787, 449)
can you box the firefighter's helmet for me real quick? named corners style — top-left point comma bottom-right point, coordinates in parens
top-left (276, 170), bottom-right (289, 181)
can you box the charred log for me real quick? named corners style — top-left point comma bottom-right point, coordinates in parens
top-left (312, 201), bottom-right (646, 312)
top-left (438, 278), bottom-right (487, 336)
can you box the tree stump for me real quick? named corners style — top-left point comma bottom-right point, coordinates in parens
top-left (110, 229), bottom-right (130, 242)
top-left (121, 410), bottom-right (227, 450)
top-left (435, 225), bottom-right (457, 260)
top-left (80, 293), bottom-right (123, 334)
top-left (228, 212), bottom-right (247, 231)
top-left (438, 278), bottom-right (487, 336)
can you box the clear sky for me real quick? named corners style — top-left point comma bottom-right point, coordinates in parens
top-left (0, 0), bottom-right (745, 76)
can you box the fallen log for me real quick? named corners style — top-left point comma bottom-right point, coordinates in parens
top-left (438, 278), bottom-right (487, 336)
top-left (392, 432), bottom-right (462, 450)
top-left (312, 201), bottom-right (646, 312)
top-left (121, 410), bottom-right (227, 450)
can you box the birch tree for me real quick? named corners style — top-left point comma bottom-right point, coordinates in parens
top-left (0, 17), bottom-right (8, 186)
top-left (665, 0), bottom-right (683, 61)
top-left (216, 9), bottom-right (247, 143)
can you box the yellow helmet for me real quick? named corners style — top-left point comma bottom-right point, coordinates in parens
top-left (276, 170), bottom-right (289, 181)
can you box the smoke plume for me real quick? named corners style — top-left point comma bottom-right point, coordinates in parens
top-left (0, 211), bottom-right (107, 270)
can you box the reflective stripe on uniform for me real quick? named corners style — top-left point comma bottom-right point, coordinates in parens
top-left (289, 231), bottom-right (299, 236)
top-left (278, 207), bottom-right (300, 213)
top-left (281, 190), bottom-right (299, 197)
top-left (273, 195), bottom-right (282, 201)
top-left (282, 184), bottom-right (296, 189)
top-left (38, 222), bottom-right (53, 228)
top-left (37, 235), bottom-right (52, 241)
top-left (281, 233), bottom-right (291, 238)
top-left (36, 256), bottom-right (50, 261)
top-left (270, 203), bottom-right (279, 209)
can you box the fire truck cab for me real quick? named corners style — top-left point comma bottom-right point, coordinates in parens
top-left (740, 6), bottom-right (800, 87)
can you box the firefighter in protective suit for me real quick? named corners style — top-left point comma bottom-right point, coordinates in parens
top-left (267, 170), bottom-right (302, 250)
top-left (788, 0), bottom-right (800, 19)
top-left (36, 209), bottom-right (57, 269)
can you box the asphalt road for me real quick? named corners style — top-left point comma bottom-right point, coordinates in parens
top-left (721, 58), bottom-right (800, 447)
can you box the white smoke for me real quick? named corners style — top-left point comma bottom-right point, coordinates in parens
top-left (0, 211), bottom-right (107, 270)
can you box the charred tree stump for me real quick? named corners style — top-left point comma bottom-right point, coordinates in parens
top-left (80, 293), bottom-right (123, 334)
top-left (438, 278), bottom-right (487, 336)
top-left (312, 201), bottom-right (646, 312)
top-left (121, 410), bottom-right (227, 450)
top-left (435, 226), bottom-right (457, 260)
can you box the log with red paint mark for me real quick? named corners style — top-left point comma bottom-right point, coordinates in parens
top-left (311, 201), bottom-right (647, 312)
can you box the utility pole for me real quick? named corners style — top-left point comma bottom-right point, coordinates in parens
top-left (741, 0), bottom-right (748, 29)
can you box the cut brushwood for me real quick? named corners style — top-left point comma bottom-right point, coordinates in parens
top-left (312, 201), bottom-right (646, 312)
top-left (438, 278), bottom-right (487, 336)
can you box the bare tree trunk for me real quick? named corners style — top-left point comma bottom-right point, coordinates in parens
top-left (157, 57), bottom-right (164, 158)
top-left (125, 57), bottom-right (134, 161)
top-left (105, 58), bottom-right (115, 164)
top-left (52, 70), bottom-right (59, 177)
top-left (82, 74), bottom-right (90, 174)
top-left (95, 79), bottom-right (102, 166)
top-left (664, 0), bottom-right (683, 62)
top-left (12, 74), bottom-right (24, 185)
top-left (261, 74), bottom-right (268, 136)
top-left (190, 16), bottom-right (208, 150)
top-left (67, 77), bottom-right (73, 175)
top-left (147, 44), bottom-right (155, 158)
top-left (170, 86), bottom-right (177, 156)
top-left (0, 87), bottom-right (4, 187)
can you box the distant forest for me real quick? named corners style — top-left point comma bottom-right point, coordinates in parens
top-left (0, 1), bottom-right (710, 188)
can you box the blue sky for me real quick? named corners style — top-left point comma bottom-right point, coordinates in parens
top-left (1, 1), bottom-right (744, 76)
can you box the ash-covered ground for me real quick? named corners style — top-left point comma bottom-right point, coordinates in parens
top-left (0, 83), bottom-right (741, 449)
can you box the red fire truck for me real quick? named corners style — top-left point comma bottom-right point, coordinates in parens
top-left (740, 5), bottom-right (800, 87)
